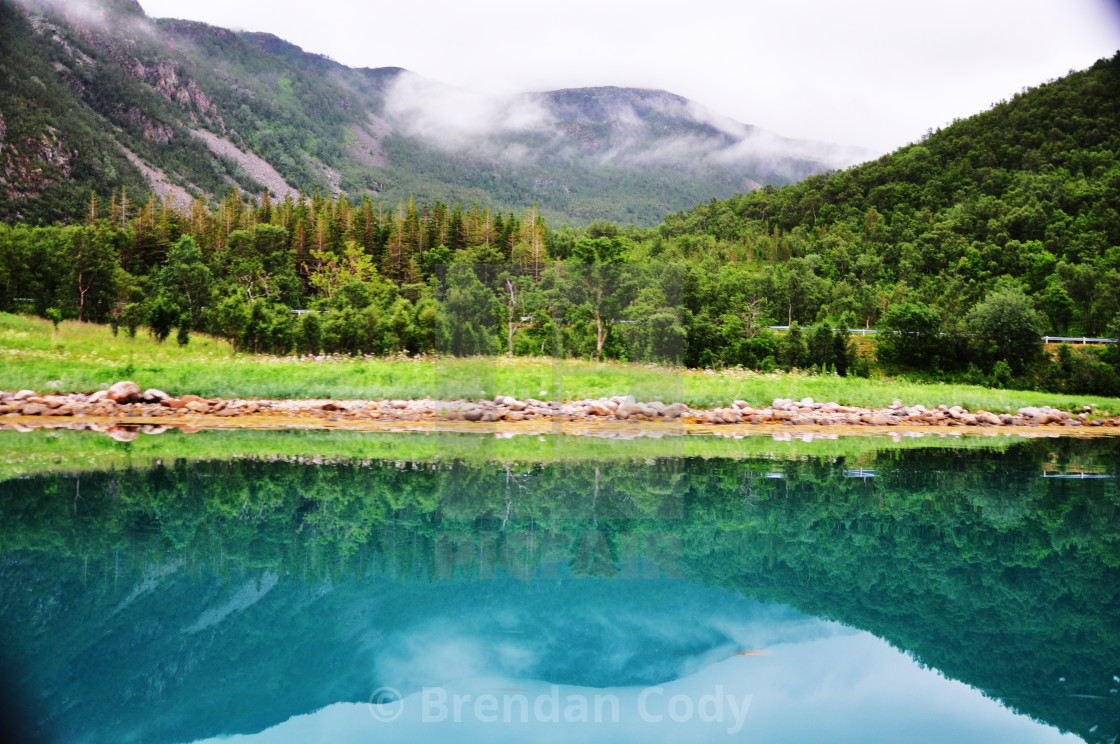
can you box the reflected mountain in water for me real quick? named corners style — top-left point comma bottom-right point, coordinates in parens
top-left (0, 433), bottom-right (1117, 743)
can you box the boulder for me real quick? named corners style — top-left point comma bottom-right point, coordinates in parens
top-left (662, 403), bottom-right (688, 419)
top-left (13, 390), bottom-right (36, 401)
top-left (587, 401), bottom-right (615, 416)
top-left (617, 402), bottom-right (644, 418)
top-left (107, 381), bottom-right (140, 403)
top-left (142, 388), bottom-right (170, 403)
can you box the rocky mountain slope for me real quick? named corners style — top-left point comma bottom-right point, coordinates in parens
top-left (0, 0), bottom-right (870, 225)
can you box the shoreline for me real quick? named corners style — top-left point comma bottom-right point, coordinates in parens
top-left (5, 416), bottom-right (1120, 442)
top-left (3, 381), bottom-right (1120, 440)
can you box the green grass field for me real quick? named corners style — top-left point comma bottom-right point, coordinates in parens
top-left (3, 313), bottom-right (1119, 414)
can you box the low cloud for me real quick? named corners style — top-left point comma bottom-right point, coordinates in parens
top-left (14, 0), bottom-right (155, 37)
top-left (379, 71), bottom-right (874, 175)
top-left (383, 72), bottom-right (555, 151)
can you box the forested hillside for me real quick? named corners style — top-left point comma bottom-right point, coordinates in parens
top-left (654, 52), bottom-right (1120, 332)
top-left (2, 6), bottom-right (1119, 396)
top-left (641, 51), bottom-right (1120, 391)
top-left (0, 0), bottom-right (858, 226)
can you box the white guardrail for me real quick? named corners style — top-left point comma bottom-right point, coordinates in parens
top-left (765, 327), bottom-right (1115, 344)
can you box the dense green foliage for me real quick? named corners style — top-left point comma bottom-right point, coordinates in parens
top-left (642, 52), bottom-right (1120, 391)
top-left (4, 0), bottom-right (1119, 393)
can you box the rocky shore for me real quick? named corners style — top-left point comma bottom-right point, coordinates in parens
top-left (0, 381), bottom-right (1113, 432)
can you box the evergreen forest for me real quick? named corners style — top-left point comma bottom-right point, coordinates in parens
top-left (3, 52), bottom-right (1120, 396)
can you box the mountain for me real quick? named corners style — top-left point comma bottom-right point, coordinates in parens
top-left (644, 50), bottom-right (1120, 377)
top-left (0, 0), bottom-right (870, 226)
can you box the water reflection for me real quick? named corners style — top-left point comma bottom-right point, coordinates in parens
top-left (0, 432), bottom-right (1117, 743)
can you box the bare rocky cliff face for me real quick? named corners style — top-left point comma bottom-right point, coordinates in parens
top-left (1, 0), bottom-right (872, 225)
top-left (1, 123), bottom-right (74, 201)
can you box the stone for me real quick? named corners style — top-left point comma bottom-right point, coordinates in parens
top-left (463, 408), bottom-right (484, 422)
top-left (662, 403), bottom-right (687, 419)
top-left (142, 388), bottom-right (170, 403)
top-left (13, 390), bottom-right (36, 401)
top-left (976, 412), bottom-right (1002, 426)
top-left (588, 401), bottom-right (615, 416)
top-left (90, 400), bottom-right (117, 415)
top-left (107, 381), bottom-right (140, 403)
top-left (185, 401), bottom-right (209, 413)
top-left (20, 403), bottom-right (47, 415)
top-left (617, 402), bottom-right (644, 418)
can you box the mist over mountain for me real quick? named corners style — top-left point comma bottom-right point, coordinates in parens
top-left (0, 0), bottom-right (871, 225)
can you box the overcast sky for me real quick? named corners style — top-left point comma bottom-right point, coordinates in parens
top-left (137, 0), bottom-right (1120, 155)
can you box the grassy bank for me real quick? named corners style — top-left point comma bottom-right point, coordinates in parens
top-left (4, 313), bottom-right (1120, 414)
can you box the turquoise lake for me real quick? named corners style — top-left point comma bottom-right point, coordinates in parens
top-left (0, 430), bottom-right (1117, 743)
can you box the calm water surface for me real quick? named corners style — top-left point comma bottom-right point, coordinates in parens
top-left (0, 430), bottom-right (1117, 743)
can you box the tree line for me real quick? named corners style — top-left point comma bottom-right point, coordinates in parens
top-left (2, 182), bottom-right (1119, 394)
top-left (4, 55), bottom-right (1120, 393)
